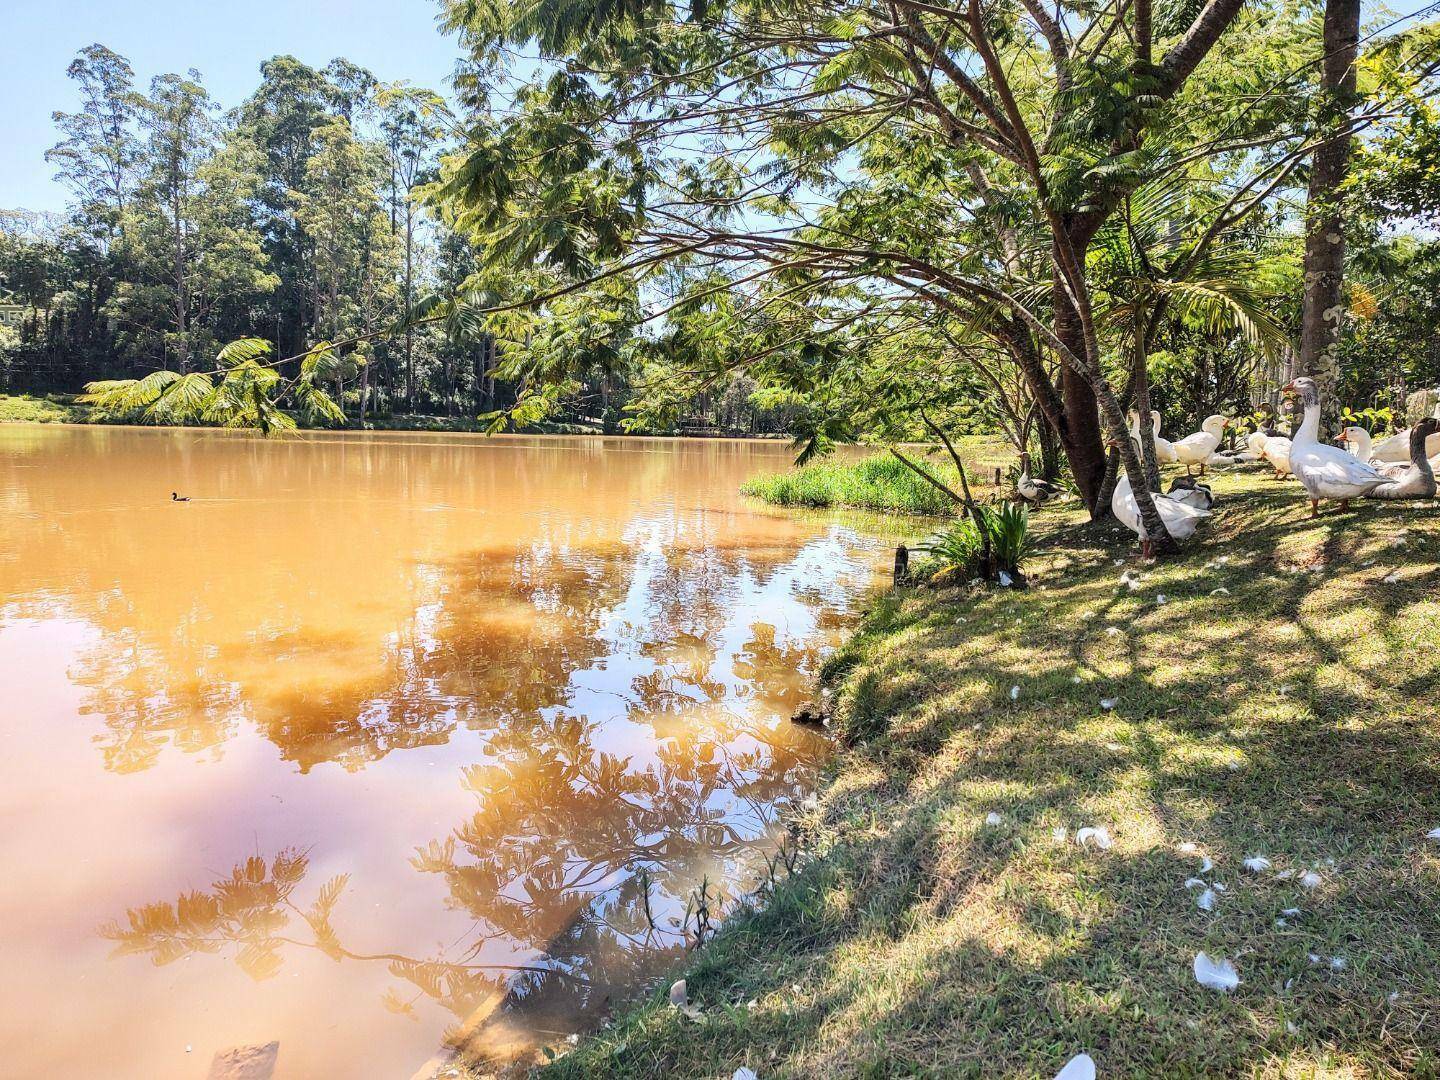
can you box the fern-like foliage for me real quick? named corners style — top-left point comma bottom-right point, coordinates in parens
top-left (80, 337), bottom-right (345, 435)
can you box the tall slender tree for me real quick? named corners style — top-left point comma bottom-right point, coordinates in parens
top-left (1299, 0), bottom-right (1362, 418)
top-left (46, 44), bottom-right (141, 246)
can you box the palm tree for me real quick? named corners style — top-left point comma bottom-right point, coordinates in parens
top-left (1093, 178), bottom-right (1291, 492)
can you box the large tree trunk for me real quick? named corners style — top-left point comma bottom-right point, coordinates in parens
top-left (1298, 0), bottom-right (1361, 422)
top-left (1053, 273), bottom-right (1108, 516)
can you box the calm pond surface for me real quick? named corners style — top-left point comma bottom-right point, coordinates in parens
top-left (0, 426), bottom-right (892, 1078)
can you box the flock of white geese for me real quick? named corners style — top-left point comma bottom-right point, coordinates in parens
top-left (1087, 377), bottom-right (1439, 554)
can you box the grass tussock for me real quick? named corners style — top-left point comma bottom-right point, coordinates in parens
top-left (743, 440), bottom-right (1012, 516)
top-left (546, 469), bottom-right (1440, 1079)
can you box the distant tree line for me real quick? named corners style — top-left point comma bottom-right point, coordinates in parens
top-left (0, 45), bottom-right (798, 435)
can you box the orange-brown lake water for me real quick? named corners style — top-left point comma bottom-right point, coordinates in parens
top-left (0, 426), bottom-right (892, 1078)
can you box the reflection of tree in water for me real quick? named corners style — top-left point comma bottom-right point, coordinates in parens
top-left (63, 542), bottom-right (628, 773)
top-left (74, 625), bottom-right (246, 774)
top-left (408, 692), bottom-right (827, 1064)
top-left (61, 513), bottom-right (863, 775)
top-left (93, 522), bottom-right (871, 1064)
top-left (97, 701), bottom-right (827, 1066)
top-left (97, 849), bottom-right (551, 1040)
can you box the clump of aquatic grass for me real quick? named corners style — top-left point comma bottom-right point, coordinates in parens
top-left (742, 454), bottom-right (962, 515)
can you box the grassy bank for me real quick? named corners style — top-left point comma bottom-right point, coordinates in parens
top-left (0, 394), bottom-right (88, 423)
top-left (548, 469), bottom-right (1440, 1078)
top-left (742, 439), bottom-right (1013, 516)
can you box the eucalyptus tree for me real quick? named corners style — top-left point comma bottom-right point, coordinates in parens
top-left (378, 84), bottom-right (451, 408)
top-left (122, 71), bottom-right (277, 372)
top-left (46, 44), bottom-right (141, 246)
top-left (236, 57), bottom-right (339, 355)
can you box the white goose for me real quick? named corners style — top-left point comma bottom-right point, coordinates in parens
top-left (1262, 432), bottom-right (1293, 479)
top-left (1149, 412), bottom-right (1178, 464)
top-left (1335, 427), bottom-right (1410, 479)
top-left (1127, 411), bottom-right (1179, 466)
top-left (1368, 423), bottom-right (1440, 463)
top-left (1109, 438), bottom-right (1211, 557)
top-left (1283, 377), bottom-right (1389, 515)
top-left (1172, 415), bottom-right (1229, 475)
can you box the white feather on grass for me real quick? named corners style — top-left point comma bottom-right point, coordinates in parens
top-left (1299, 870), bottom-right (1323, 890)
top-left (1243, 856), bottom-right (1272, 872)
top-left (985, 812), bottom-right (1003, 826)
top-left (1193, 953), bottom-right (1240, 992)
top-left (734, 1070), bottom-right (759, 1080)
top-left (1053, 1053), bottom-right (1096, 1080)
top-left (1197, 888), bottom-right (1218, 912)
top-left (1076, 826), bottom-right (1114, 850)
top-left (1426, 827), bottom-right (1440, 841)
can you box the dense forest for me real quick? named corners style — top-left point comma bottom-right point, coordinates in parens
top-left (0, 47), bottom-right (797, 434)
top-left (3, 0), bottom-right (1440, 508)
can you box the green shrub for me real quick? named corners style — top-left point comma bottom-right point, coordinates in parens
top-left (913, 503), bottom-right (1031, 585)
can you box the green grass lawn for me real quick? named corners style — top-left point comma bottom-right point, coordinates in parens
top-left (742, 438), bottom-right (1015, 516)
top-left (546, 467), bottom-right (1440, 1079)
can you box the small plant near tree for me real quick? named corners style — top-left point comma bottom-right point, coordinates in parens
top-left (913, 503), bottom-right (1032, 588)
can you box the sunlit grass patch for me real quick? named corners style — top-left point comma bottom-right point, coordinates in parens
top-left (0, 393), bottom-right (87, 424)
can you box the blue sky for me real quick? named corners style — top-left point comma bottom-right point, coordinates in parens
top-left (0, 0), bottom-right (462, 214)
top-left (3, 0), bottom-right (1435, 216)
